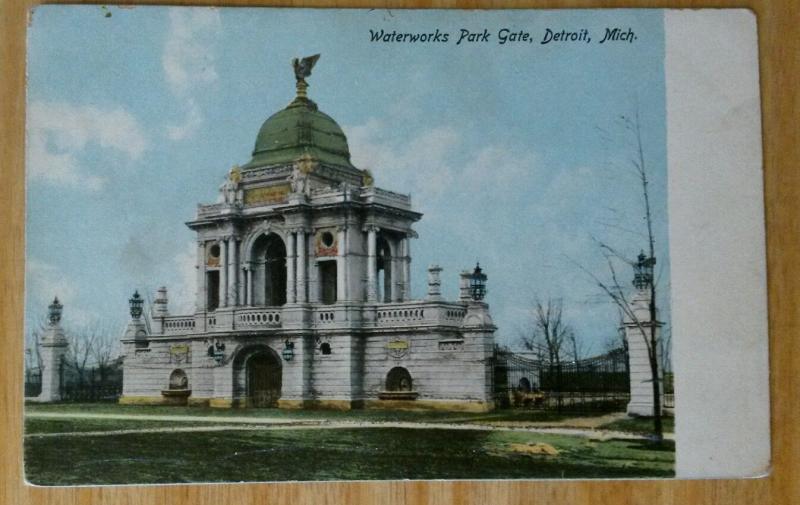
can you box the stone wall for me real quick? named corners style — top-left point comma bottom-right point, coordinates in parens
top-left (121, 323), bottom-right (494, 411)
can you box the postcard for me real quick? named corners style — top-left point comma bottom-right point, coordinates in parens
top-left (22, 6), bottom-right (767, 484)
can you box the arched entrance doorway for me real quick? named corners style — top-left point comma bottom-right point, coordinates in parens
top-left (245, 350), bottom-right (282, 408)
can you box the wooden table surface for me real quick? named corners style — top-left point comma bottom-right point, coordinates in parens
top-left (1, 1), bottom-right (796, 504)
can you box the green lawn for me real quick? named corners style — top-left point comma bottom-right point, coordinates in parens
top-left (25, 425), bottom-right (673, 485)
top-left (23, 403), bottom-right (674, 484)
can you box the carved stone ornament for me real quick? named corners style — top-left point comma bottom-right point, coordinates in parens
top-left (386, 339), bottom-right (410, 359)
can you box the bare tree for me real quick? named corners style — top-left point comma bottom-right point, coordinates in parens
top-left (659, 325), bottom-right (672, 374)
top-left (566, 329), bottom-right (592, 364)
top-left (518, 297), bottom-right (580, 407)
top-left (63, 322), bottom-right (105, 387)
top-left (25, 315), bottom-right (47, 377)
top-left (90, 327), bottom-right (122, 383)
top-left (584, 107), bottom-right (665, 442)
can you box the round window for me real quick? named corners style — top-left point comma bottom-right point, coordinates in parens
top-left (209, 244), bottom-right (220, 258)
top-left (321, 232), bottom-right (334, 247)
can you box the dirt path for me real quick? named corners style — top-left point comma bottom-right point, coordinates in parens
top-left (466, 412), bottom-right (628, 429)
top-left (25, 412), bottom-right (673, 441)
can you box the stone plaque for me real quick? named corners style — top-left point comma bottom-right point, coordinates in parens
top-left (386, 339), bottom-right (409, 359)
top-left (169, 344), bottom-right (191, 364)
top-left (244, 184), bottom-right (290, 205)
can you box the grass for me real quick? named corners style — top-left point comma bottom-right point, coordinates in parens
top-left (598, 416), bottom-right (674, 435)
top-left (23, 403), bottom-right (675, 484)
top-left (25, 425), bottom-right (674, 485)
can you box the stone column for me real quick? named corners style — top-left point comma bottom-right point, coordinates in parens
top-left (196, 241), bottom-right (206, 311)
top-left (286, 231), bottom-right (296, 304)
top-left (391, 239), bottom-right (402, 302)
top-left (219, 239), bottom-right (228, 308)
top-left (401, 236), bottom-right (411, 301)
top-left (246, 267), bottom-right (254, 306)
top-left (366, 226), bottom-right (378, 302)
top-left (336, 227), bottom-right (346, 302)
top-left (228, 238), bottom-right (239, 306)
top-left (37, 298), bottom-right (68, 402)
top-left (296, 229), bottom-right (308, 303)
top-left (240, 266), bottom-right (247, 306)
top-left (624, 288), bottom-right (664, 417)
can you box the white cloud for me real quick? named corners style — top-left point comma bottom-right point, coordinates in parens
top-left (162, 8), bottom-right (221, 140)
top-left (166, 98), bottom-right (203, 141)
top-left (345, 119), bottom-right (537, 211)
top-left (27, 101), bottom-right (148, 191)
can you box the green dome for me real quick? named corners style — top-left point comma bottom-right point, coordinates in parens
top-left (247, 96), bottom-right (354, 169)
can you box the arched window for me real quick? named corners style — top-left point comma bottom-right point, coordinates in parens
top-left (518, 377), bottom-right (532, 393)
top-left (376, 236), bottom-right (392, 302)
top-left (385, 367), bottom-right (413, 392)
top-left (168, 369), bottom-right (189, 390)
top-left (320, 342), bottom-right (332, 355)
top-left (251, 233), bottom-right (287, 306)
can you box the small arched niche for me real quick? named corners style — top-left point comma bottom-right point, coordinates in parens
top-left (379, 367), bottom-right (418, 401)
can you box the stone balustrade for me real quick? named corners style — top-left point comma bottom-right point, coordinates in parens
top-left (162, 316), bottom-right (196, 335)
top-left (374, 301), bottom-right (466, 327)
top-left (361, 187), bottom-right (411, 210)
top-left (235, 308), bottom-right (282, 329)
top-left (196, 202), bottom-right (238, 219)
top-left (153, 300), bottom-right (468, 337)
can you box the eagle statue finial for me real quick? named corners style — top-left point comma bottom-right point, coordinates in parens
top-left (292, 54), bottom-right (321, 83)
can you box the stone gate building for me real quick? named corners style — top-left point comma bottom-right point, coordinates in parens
top-left (119, 56), bottom-right (497, 411)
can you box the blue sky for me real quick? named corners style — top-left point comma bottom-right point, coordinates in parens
top-left (26, 6), bottom-right (669, 354)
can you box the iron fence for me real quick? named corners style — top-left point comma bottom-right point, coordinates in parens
top-left (494, 347), bottom-right (631, 412)
top-left (24, 363), bottom-right (123, 402)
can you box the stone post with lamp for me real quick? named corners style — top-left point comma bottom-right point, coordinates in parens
top-left (36, 297), bottom-right (69, 402)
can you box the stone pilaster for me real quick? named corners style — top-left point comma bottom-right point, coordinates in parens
top-left (196, 241), bottom-right (206, 311)
top-left (296, 229), bottom-right (308, 303)
top-left (336, 226), bottom-right (347, 302)
top-left (286, 231), bottom-right (297, 304)
top-left (228, 237), bottom-right (239, 306)
top-left (219, 239), bottom-right (228, 307)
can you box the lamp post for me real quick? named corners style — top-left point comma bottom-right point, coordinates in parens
top-left (48, 296), bottom-right (63, 325)
top-left (632, 251), bottom-right (656, 290)
top-left (129, 290), bottom-right (144, 319)
top-left (469, 263), bottom-right (487, 301)
top-left (282, 340), bottom-right (295, 361)
top-left (208, 341), bottom-right (226, 364)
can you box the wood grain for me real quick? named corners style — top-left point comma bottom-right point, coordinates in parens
top-left (1, 1), bottom-right (796, 504)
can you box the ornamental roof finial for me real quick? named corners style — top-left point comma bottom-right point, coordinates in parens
top-left (291, 54), bottom-right (320, 100)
